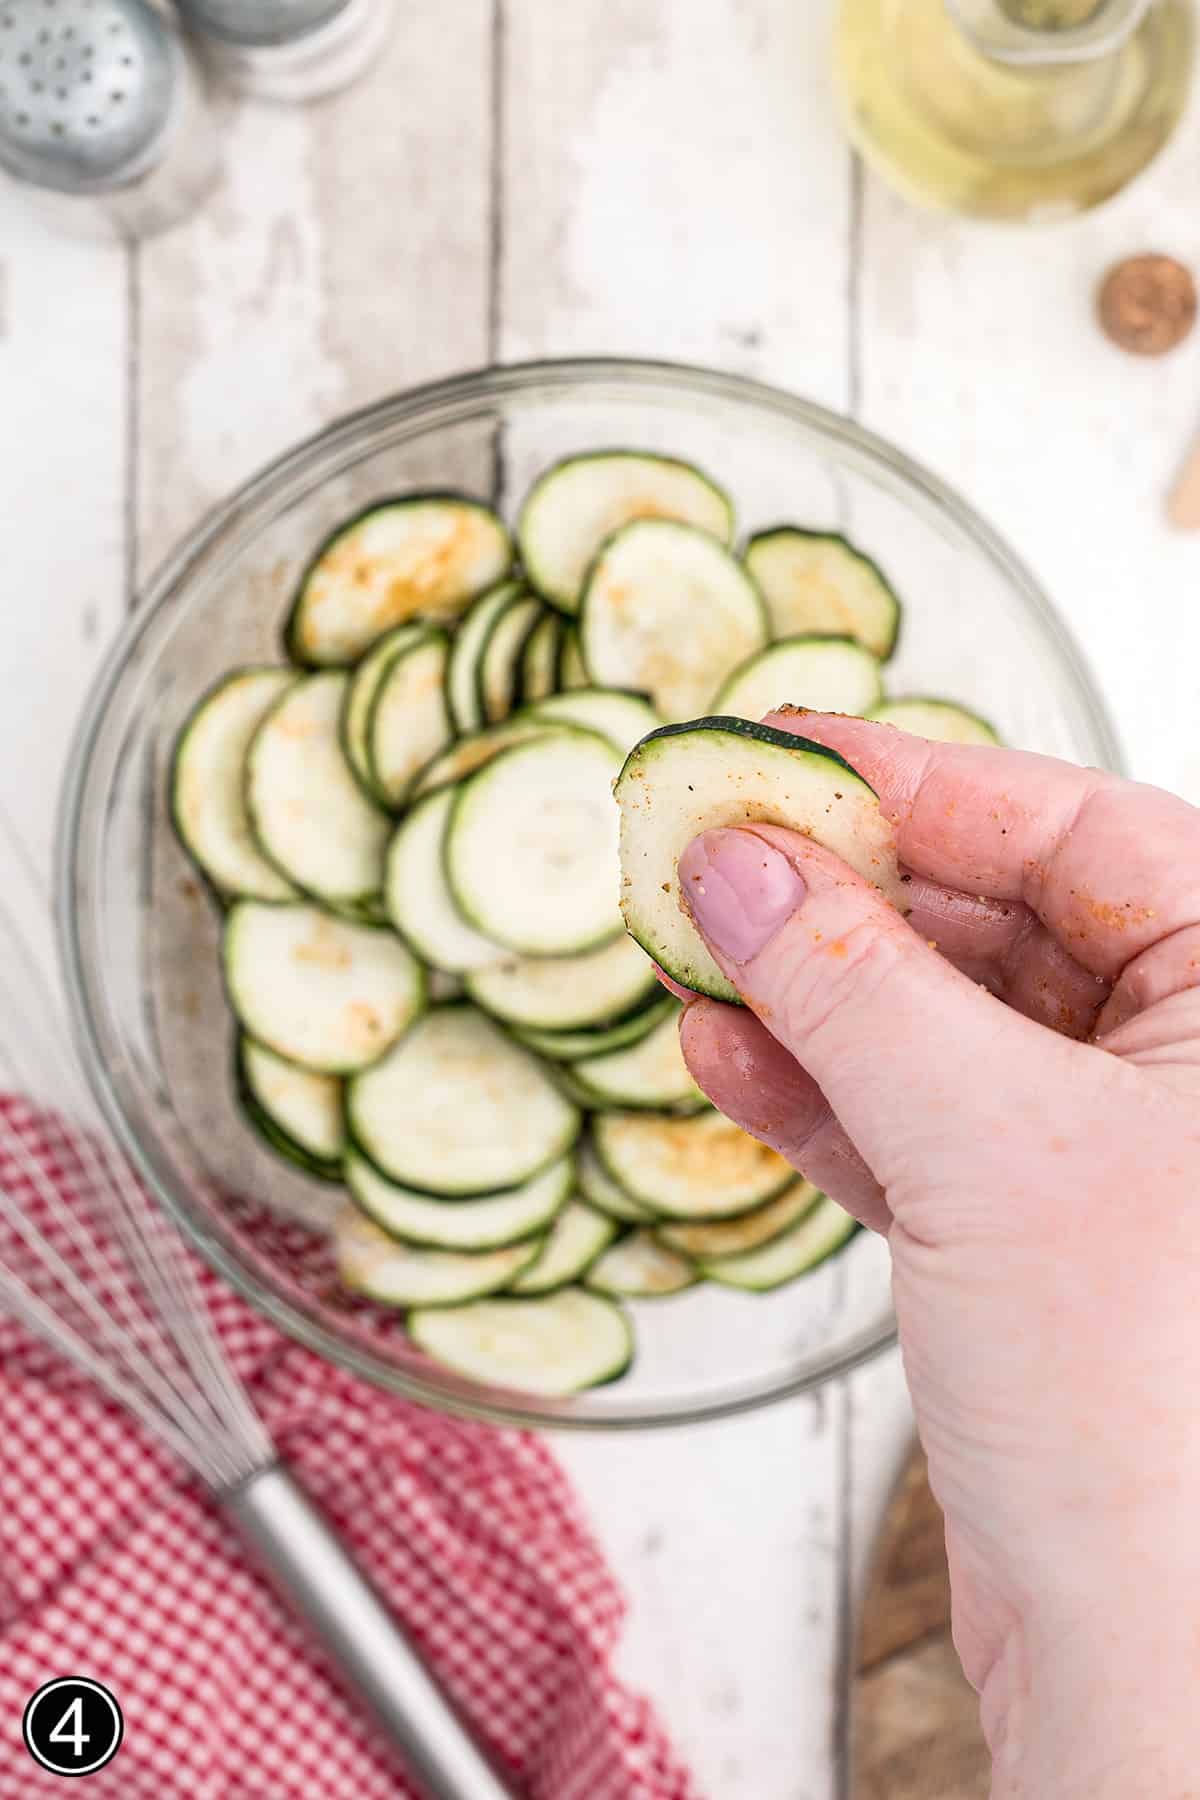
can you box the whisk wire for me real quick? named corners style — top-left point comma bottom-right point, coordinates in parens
top-left (0, 852), bottom-right (272, 1491)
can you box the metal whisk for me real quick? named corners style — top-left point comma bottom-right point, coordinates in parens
top-left (0, 835), bottom-right (512, 1800)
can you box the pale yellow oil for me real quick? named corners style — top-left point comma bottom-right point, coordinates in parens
top-left (835, 0), bottom-right (1194, 221)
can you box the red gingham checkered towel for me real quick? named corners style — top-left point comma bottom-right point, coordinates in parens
top-left (0, 1100), bottom-right (702, 1800)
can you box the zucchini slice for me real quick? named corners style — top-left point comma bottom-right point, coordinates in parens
top-left (557, 626), bottom-right (590, 690)
top-left (866, 696), bottom-right (1001, 746)
top-left (510, 1201), bottom-right (617, 1295)
top-left (340, 623), bottom-right (427, 800)
top-left (576, 1139), bottom-right (656, 1223)
top-left (519, 612), bottom-right (563, 705)
top-left (411, 715), bottom-right (560, 799)
top-left (345, 1148), bottom-right (571, 1251)
top-left (408, 1288), bottom-right (634, 1394)
top-left (587, 1230), bottom-right (697, 1298)
top-left (239, 1036), bottom-right (346, 1165)
top-left (384, 789), bottom-right (505, 973)
top-left (581, 520), bottom-right (767, 722)
top-left (593, 1111), bottom-right (795, 1220)
top-left (246, 672), bottom-right (391, 908)
top-left (480, 592), bottom-right (542, 725)
top-left (366, 629), bottom-right (452, 809)
top-left (447, 731), bottom-right (623, 957)
top-left (699, 1194), bottom-right (858, 1290)
top-left (712, 636), bottom-right (883, 721)
top-left (657, 1178), bottom-right (820, 1258)
top-left (336, 1206), bottom-right (542, 1307)
top-left (348, 1005), bottom-right (580, 1196)
top-left (518, 450), bottom-right (733, 613)
top-left (287, 495), bottom-right (512, 667)
top-left (224, 902), bottom-right (424, 1074)
top-left (743, 528), bottom-right (901, 660)
top-left (171, 668), bottom-right (300, 902)
top-left (531, 687), bottom-right (661, 755)
top-left (571, 1009), bottom-right (704, 1111)
top-left (465, 931), bottom-right (656, 1031)
top-left (513, 995), bottom-right (672, 1063)
top-left (239, 1090), bottom-right (342, 1182)
top-left (615, 717), bottom-right (906, 1005)
top-left (446, 579), bottom-right (524, 735)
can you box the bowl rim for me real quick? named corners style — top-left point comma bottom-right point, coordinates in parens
top-left (54, 355), bottom-right (1125, 1431)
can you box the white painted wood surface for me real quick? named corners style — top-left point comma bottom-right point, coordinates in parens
top-left (2, 1), bottom-right (1198, 1792)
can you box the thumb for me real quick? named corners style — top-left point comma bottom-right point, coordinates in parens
top-left (678, 825), bottom-right (1072, 1183)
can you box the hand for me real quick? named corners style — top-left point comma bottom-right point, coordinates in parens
top-left (674, 713), bottom-right (1200, 1799)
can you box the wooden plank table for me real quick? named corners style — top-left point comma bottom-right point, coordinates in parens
top-left (3, 3), bottom-right (1197, 1792)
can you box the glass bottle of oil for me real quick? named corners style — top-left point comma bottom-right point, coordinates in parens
top-left (834, 0), bottom-right (1194, 222)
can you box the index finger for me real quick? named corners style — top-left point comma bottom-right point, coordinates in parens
top-left (763, 710), bottom-right (1200, 981)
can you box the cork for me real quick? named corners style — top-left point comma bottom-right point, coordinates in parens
top-left (1097, 254), bottom-right (1197, 357)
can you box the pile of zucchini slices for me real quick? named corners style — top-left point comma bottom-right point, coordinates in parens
top-left (172, 451), bottom-right (996, 1395)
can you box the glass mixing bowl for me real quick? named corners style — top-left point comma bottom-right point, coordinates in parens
top-left (56, 359), bottom-right (1122, 1430)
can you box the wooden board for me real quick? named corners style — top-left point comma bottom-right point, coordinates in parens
top-left (849, 1445), bottom-right (989, 1799)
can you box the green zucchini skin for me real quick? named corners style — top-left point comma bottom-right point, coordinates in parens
top-left (619, 712), bottom-right (870, 780)
top-left (235, 1065), bottom-right (344, 1184)
top-left (616, 714), bottom-right (903, 1004)
top-left (285, 493), bottom-right (512, 668)
top-left (743, 525), bottom-right (902, 662)
top-left (517, 449), bottom-right (734, 614)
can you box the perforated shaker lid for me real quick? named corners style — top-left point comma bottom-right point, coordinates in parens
top-left (0, 0), bottom-right (178, 195)
top-left (174, 0), bottom-right (348, 48)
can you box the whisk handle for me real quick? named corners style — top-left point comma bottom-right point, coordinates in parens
top-left (223, 1463), bottom-right (516, 1800)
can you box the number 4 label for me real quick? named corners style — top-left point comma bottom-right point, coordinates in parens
top-left (22, 1677), bottom-right (124, 1776)
top-left (48, 1697), bottom-right (90, 1758)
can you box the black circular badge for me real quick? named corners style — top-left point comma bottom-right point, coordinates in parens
top-left (22, 1678), bottom-right (124, 1778)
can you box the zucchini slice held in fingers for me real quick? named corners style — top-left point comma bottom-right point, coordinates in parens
top-left (345, 1148), bottom-right (572, 1252)
top-left (225, 902), bottom-right (424, 1074)
top-left (712, 636), bottom-right (883, 721)
top-left (348, 1005), bottom-right (580, 1196)
top-left (409, 1289), bottom-right (634, 1395)
top-left (615, 717), bottom-right (906, 1004)
top-left (581, 520), bottom-right (767, 721)
top-left (336, 1207), bottom-right (543, 1307)
top-left (867, 696), bottom-right (1001, 745)
top-left (246, 671), bottom-right (391, 910)
top-left (446, 729), bottom-right (624, 957)
top-left (171, 668), bottom-right (300, 902)
top-left (743, 528), bottom-right (901, 661)
top-left (287, 495), bottom-right (512, 666)
top-left (518, 450), bottom-right (733, 613)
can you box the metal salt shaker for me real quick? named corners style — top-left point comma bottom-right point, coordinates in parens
top-left (0, 0), bottom-right (220, 240)
top-left (175, 0), bottom-right (394, 101)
